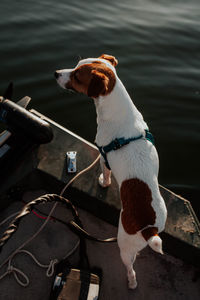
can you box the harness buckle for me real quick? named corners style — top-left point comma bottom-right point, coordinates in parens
top-left (113, 138), bottom-right (122, 150)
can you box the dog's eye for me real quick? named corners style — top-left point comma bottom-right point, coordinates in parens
top-left (74, 73), bottom-right (81, 84)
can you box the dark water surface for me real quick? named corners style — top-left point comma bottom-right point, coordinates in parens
top-left (0, 0), bottom-right (200, 198)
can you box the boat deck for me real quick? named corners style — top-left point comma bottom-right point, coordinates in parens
top-left (0, 110), bottom-right (200, 299)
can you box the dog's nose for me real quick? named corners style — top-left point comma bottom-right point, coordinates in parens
top-left (54, 71), bottom-right (60, 79)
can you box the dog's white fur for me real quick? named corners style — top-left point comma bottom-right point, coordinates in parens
top-left (55, 56), bottom-right (167, 289)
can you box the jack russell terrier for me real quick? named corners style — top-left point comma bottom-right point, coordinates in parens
top-left (55, 54), bottom-right (167, 289)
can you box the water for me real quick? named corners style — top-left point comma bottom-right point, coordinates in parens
top-left (0, 0), bottom-right (200, 196)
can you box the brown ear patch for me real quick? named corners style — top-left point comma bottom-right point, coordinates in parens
top-left (87, 63), bottom-right (116, 98)
top-left (99, 54), bottom-right (118, 67)
top-left (87, 70), bottom-right (109, 98)
top-left (120, 178), bottom-right (156, 235)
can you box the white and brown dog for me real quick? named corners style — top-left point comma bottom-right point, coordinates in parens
top-left (55, 54), bottom-right (167, 289)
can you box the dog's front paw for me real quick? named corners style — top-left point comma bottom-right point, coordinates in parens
top-left (98, 173), bottom-right (111, 188)
top-left (128, 279), bottom-right (138, 290)
top-left (128, 269), bottom-right (137, 289)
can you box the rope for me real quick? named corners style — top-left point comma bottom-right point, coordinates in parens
top-left (0, 153), bottom-right (101, 287)
top-left (0, 202), bottom-right (58, 268)
top-left (0, 211), bottom-right (21, 227)
top-left (0, 197), bottom-right (80, 287)
top-left (0, 247), bottom-right (79, 287)
top-left (1, 261), bottom-right (29, 287)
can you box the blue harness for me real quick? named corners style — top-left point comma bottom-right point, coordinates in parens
top-left (95, 129), bottom-right (155, 170)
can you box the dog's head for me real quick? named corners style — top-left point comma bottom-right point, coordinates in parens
top-left (55, 54), bottom-right (118, 98)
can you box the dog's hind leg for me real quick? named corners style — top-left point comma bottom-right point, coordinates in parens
top-left (120, 249), bottom-right (137, 289)
top-left (98, 157), bottom-right (111, 187)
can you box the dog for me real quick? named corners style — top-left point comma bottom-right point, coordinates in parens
top-left (55, 54), bottom-right (167, 289)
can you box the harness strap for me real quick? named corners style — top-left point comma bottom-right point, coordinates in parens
top-left (95, 129), bottom-right (155, 170)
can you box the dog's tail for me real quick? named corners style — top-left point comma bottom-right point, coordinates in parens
top-left (141, 227), bottom-right (163, 255)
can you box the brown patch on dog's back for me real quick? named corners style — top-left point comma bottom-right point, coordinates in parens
top-left (120, 178), bottom-right (156, 235)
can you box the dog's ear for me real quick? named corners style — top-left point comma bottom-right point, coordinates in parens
top-left (99, 54), bottom-right (118, 67)
top-left (88, 70), bottom-right (109, 98)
